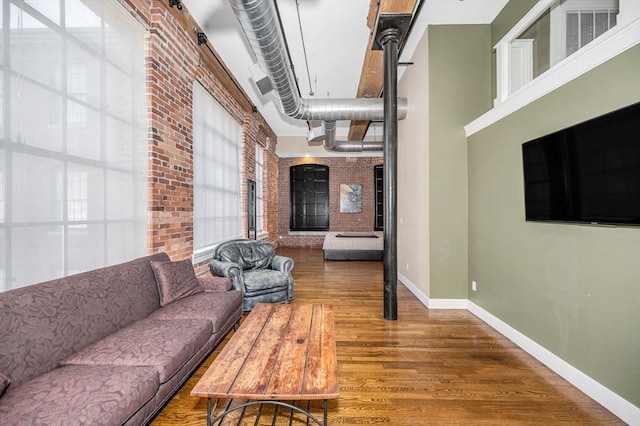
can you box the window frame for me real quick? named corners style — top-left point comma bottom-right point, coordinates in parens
top-left (289, 164), bottom-right (330, 232)
top-left (247, 179), bottom-right (256, 239)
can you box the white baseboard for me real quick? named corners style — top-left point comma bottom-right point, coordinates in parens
top-left (397, 275), bottom-right (640, 426)
top-left (398, 273), bottom-right (430, 307)
top-left (398, 273), bottom-right (469, 309)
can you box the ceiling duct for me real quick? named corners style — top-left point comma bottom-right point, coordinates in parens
top-left (227, 0), bottom-right (408, 152)
top-left (318, 121), bottom-right (383, 152)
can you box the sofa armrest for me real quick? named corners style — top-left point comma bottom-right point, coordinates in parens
top-left (271, 255), bottom-right (294, 274)
top-left (197, 275), bottom-right (232, 292)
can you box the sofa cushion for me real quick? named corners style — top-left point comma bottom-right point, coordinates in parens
top-left (0, 365), bottom-right (158, 426)
top-left (0, 372), bottom-right (9, 397)
top-left (63, 318), bottom-right (211, 383)
top-left (148, 291), bottom-right (242, 335)
top-left (151, 259), bottom-right (203, 306)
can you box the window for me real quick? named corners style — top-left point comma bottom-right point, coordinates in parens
top-left (255, 144), bottom-right (265, 236)
top-left (247, 179), bottom-right (256, 239)
top-left (374, 165), bottom-right (384, 230)
top-left (506, 0), bottom-right (619, 95)
top-left (0, 158), bottom-right (4, 223)
top-left (0, 0), bottom-right (147, 291)
top-left (467, 0), bottom-right (639, 135)
top-left (290, 164), bottom-right (329, 231)
top-left (192, 81), bottom-right (243, 262)
top-left (562, 3), bottom-right (618, 57)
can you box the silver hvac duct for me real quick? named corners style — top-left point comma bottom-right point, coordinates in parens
top-left (228, 0), bottom-right (407, 151)
top-left (319, 121), bottom-right (383, 152)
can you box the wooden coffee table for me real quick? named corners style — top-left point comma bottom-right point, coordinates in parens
top-left (191, 303), bottom-right (338, 425)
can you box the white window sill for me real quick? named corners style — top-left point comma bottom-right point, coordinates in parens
top-left (192, 236), bottom-right (245, 264)
top-left (287, 231), bottom-right (328, 236)
top-left (193, 247), bottom-right (216, 265)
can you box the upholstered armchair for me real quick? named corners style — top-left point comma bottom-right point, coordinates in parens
top-left (210, 239), bottom-right (294, 311)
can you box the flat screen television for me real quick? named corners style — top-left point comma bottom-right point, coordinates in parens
top-left (522, 102), bottom-right (640, 227)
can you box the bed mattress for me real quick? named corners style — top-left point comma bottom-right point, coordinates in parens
top-left (323, 231), bottom-right (383, 260)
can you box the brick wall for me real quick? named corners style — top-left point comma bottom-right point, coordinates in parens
top-left (278, 156), bottom-right (384, 248)
top-left (264, 138), bottom-right (280, 241)
top-left (122, 0), bottom-right (278, 273)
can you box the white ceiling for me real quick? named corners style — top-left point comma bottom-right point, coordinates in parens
top-left (184, 0), bottom-right (509, 140)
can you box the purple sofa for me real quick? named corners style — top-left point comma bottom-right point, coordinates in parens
top-left (0, 252), bottom-right (243, 425)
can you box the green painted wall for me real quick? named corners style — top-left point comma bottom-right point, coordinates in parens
top-left (427, 25), bottom-right (491, 299)
top-left (468, 45), bottom-right (640, 406)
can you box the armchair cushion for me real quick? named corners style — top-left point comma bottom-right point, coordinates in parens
top-left (243, 270), bottom-right (289, 293)
top-left (151, 259), bottom-right (203, 306)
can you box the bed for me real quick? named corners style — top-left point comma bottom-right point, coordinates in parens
top-left (323, 231), bottom-right (383, 261)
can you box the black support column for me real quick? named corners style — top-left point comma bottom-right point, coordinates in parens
top-left (373, 15), bottom-right (411, 321)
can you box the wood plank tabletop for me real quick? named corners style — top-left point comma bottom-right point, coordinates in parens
top-left (191, 303), bottom-right (338, 401)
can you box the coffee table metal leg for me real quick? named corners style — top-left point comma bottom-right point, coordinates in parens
top-left (207, 398), bottom-right (228, 426)
top-left (207, 400), bottom-right (326, 425)
top-left (270, 402), bottom-right (279, 426)
top-left (289, 401), bottom-right (298, 426)
top-left (323, 400), bottom-right (328, 425)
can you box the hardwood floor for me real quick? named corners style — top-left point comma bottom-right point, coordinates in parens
top-left (151, 248), bottom-right (623, 425)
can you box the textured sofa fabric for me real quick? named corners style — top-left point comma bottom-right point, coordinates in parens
top-left (148, 291), bottom-right (241, 339)
top-left (63, 318), bottom-right (212, 383)
top-left (0, 365), bottom-right (159, 426)
top-left (150, 259), bottom-right (204, 306)
top-left (0, 253), bottom-right (242, 425)
top-left (210, 239), bottom-right (294, 311)
top-left (0, 373), bottom-right (9, 398)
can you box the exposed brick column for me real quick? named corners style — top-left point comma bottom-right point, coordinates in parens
top-left (120, 0), bottom-right (278, 270)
